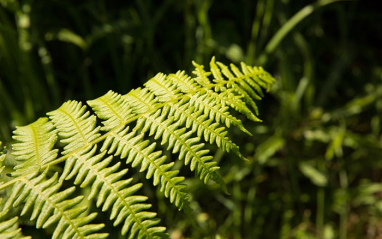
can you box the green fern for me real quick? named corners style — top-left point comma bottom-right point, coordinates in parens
top-left (0, 57), bottom-right (275, 238)
top-left (0, 144), bottom-right (29, 239)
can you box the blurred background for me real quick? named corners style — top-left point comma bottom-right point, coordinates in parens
top-left (1, 0), bottom-right (382, 238)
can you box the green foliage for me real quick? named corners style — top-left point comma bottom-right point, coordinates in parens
top-left (0, 59), bottom-right (275, 238)
top-left (0, 144), bottom-right (29, 239)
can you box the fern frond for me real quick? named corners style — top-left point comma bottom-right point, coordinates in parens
top-left (166, 64), bottom-right (251, 135)
top-left (123, 85), bottom-right (227, 190)
top-left (239, 63), bottom-right (275, 92)
top-left (102, 127), bottom-right (189, 209)
top-left (59, 145), bottom-right (167, 239)
top-left (89, 92), bottom-right (192, 216)
top-left (167, 70), bottom-right (200, 93)
top-left (127, 100), bottom-right (225, 191)
top-left (214, 60), bottom-right (275, 113)
top-left (11, 118), bottom-right (58, 176)
top-left (209, 60), bottom-right (261, 121)
top-left (47, 101), bottom-right (101, 154)
top-left (144, 73), bottom-right (183, 102)
top-left (48, 100), bottom-right (166, 239)
top-left (154, 77), bottom-right (240, 162)
top-left (188, 90), bottom-right (250, 133)
top-left (87, 90), bottom-right (136, 131)
top-left (2, 170), bottom-right (107, 239)
top-left (191, 60), bottom-right (214, 86)
top-left (0, 153), bottom-right (29, 239)
top-left (0, 57), bottom-right (276, 238)
top-left (163, 101), bottom-right (244, 159)
top-left (146, 75), bottom-right (246, 158)
top-left (124, 88), bottom-right (159, 114)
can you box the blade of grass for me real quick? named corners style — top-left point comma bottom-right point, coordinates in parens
top-left (291, 33), bottom-right (314, 113)
top-left (257, 0), bottom-right (350, 65)
top-left (257, 0), bottom-right (275, 56)
top-left (195, 0), bottom-right (213, 64)
top-left (246, 0), bottom-right (266, 65)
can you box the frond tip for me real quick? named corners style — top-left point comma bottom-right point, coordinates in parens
top-left (0, 57), bottom-right (275, 238)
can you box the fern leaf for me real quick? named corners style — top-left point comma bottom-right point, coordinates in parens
top-left (49, 99), bottom-right (167, 239)
top-left (214, 60), bottom-right (275, 113)
top-left (167, 70), bottom-right (200, 93)
top-left (188, 90), bottom-right (251, 134)
top-left (229, 63), bottom-right (263, 102)
top-left (192, 60), bottom-right (214, 87)
top-left (2, 170), bottom-right (107, 239)
top-left (209, 59), bottom-right (261, 121)
top-left (164, 102), bottom-right (245, 160)
top-left (145, 74), bottom-right (247, 159)
top-left (121, 86), bottom-right (227, 190)
top-left (88, 92), bottom-right (191, 211)
top-left (47, 101), bottom-right (101, 154)
top-left (88, 90), bottom-right (213, 218)
top-left (144, 73), bottom-right (183, 102)
top-left (187, 62), bottom-right (251, 130)
top-left (239, 63), bottom-right (276, 92)
top-left (0, 57), bottom-right (276, 238)
top-left (87, 90), bottom-right (135, 131)
top-left (11, 118), bottom-right (58, 176)
top-left (58, 145), bottom-right (167, 239)
top-left (101, 127), bottom-right (190, 210)
top-left (126, 96), bottom-right (226, 191)
top-left (124, 88), bottom-right (159, 114)
top-left (0, 160), bottom-right (29, 239)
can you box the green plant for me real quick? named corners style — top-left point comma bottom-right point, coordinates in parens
top-left (0, 57), bottom-right (275, 238)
